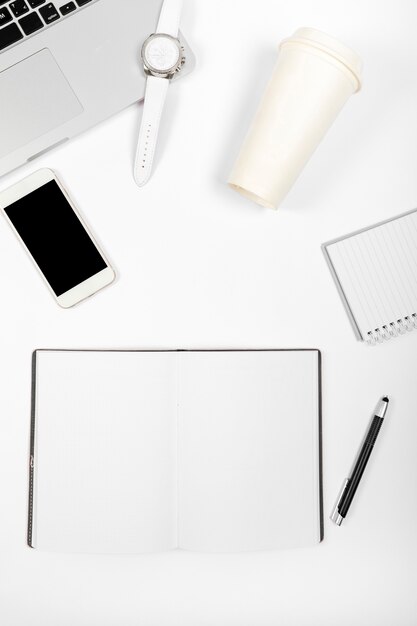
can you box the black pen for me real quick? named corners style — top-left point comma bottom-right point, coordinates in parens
top-left (331, 396), bottom-right (389, 526)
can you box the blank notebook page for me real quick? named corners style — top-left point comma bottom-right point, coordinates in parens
top-left (177, 350), bottom-right (321, 552)
top-left (32, 351), bottom-right (178, 554)
top-left (325, 210), bottom-right (417, 342)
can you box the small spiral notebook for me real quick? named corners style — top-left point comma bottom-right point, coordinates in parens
top-left (323, 208), bottom-right (417, 344)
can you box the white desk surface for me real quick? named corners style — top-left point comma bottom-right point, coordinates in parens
top-left (1, 1), bottom-right (416, 624)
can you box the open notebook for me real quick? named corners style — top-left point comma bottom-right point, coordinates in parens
top-left (323, 209), bottom-right (417, 344)
top-left (29, 349), bottom-right (322, 554)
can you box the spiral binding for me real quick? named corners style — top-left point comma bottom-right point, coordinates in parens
top-left (366, 313), bottom-right (417, 345)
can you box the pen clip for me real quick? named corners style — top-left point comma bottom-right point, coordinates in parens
top-left (330, 478), bottom-right (349, 526)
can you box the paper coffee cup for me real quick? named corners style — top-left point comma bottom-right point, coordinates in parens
top-left (228, 28), bottom-right (363, 209)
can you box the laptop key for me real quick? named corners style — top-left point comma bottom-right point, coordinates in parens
top-left (28, 0), bottom-right (46, 8)
top-left (9, 1), bottom-right (30, 17)
top-left (60, 2), bottom-right (76, 15)
top-left (0, 22), bottom-right (23, 50)
top-left (0, 6), bottom-right (12, 26)
top-left (19, 11), bottom-right (43, 35)
top-left (39, 2), bottom-right (60, 23)
top-left (76, 0), bottom-right (92, 6)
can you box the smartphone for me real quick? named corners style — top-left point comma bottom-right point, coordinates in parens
top-left (0, 169), bottom-right (115, 308)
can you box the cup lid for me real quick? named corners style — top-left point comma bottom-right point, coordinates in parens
top-left (280, 27), bottom-right (363, 92)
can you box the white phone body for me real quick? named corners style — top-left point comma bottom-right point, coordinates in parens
top-left (0, 169), bottom-right (115, 308)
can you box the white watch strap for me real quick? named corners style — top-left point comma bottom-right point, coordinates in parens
top-left (134, 0), bottom-right (183, 187)
top-left (157, 0), bottom-right (182, 36)
top-left (134, 75), bottom-right (169, 187)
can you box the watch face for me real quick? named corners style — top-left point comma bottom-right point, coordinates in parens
top-left (142, 34), bottom-right (181, 74)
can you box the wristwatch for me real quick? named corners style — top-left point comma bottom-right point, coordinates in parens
top-left (134, 0), bottom-right (185, 187)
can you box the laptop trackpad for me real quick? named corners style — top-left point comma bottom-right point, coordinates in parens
top-left (0, 48), bottom-right (83, 159)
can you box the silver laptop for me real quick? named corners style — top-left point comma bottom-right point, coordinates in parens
top-left (0, 0), bottom-right (195, 177)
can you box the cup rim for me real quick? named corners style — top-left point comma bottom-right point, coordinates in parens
top-left (280, 27), bottom-right (362, 92)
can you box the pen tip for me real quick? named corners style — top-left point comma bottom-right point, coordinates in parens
top-left (382, 396), bottom-right (389, 403)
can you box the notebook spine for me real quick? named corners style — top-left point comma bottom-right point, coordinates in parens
top-left (366, 313), bottom-right (417, 345)
top-left (27, 351), bottom-right (37, 548)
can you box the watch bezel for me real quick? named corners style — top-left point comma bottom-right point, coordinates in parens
top-left (141, 33), bottom-right (183, 78)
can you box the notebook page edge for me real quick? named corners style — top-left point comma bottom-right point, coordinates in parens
top-left (315, 350), bottom-right (324, 543)
top-left (322, 244), bottom-right (363, 341)
top-left (322, 207), bottom-right (417, 249)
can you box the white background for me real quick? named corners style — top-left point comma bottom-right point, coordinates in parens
top-left (1, 0), bottom-right (417, 624)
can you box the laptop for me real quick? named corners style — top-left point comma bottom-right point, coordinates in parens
top-left (0, 0), bottom-right (195, 177)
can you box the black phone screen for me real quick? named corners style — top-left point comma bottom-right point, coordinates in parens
top-left (4, 180), bottom-right (107, 296)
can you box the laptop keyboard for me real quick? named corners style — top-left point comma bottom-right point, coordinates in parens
top-left (0, 0), bottom-right (99, 52)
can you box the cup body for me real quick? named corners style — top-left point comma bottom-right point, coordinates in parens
top-left (228, 28), bottom-right (362, 209)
